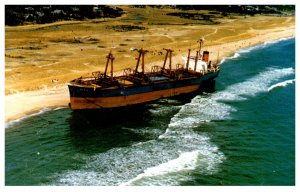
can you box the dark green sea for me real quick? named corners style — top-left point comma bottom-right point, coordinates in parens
top-left (5, 38), bottom-right (295, 186)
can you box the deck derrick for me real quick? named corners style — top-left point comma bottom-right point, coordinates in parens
top-left (68, 41), bottom-right (220, 109)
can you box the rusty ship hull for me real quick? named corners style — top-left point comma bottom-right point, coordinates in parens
top-left (68, 41), bottom-right (220, 110)
top-left (68, 70), bottom-right (219, 109)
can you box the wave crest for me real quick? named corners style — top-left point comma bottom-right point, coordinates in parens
top-left (220, 37), bottom-right (294, 64)
top-left (168, 67), bottom-right (294, 129)
top-left (268, 79), bottom-right (295, 92)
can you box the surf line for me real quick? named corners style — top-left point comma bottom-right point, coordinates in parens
top-left (268, 79), bottom-right (295, 92)
top-left (220, 36), bottom-right (295, 64)
top-left (5, 107), bottom-right (68, 128)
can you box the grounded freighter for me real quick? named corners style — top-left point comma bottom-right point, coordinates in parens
top-left (68, 40), bottom-right (220, 110)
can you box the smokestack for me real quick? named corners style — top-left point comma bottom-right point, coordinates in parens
top-left (202, 51), bottom-right (209, 62)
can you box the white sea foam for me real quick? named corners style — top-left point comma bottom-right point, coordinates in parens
top-left (53, 106), bottom-right (68, 111)
top-left (56, 126), bottom-right (225, 186)
top-left (5, 108), bottom-right (52, 128)
top-left (168, 67), bottom-right (294, 129)
top-left (220, 52), bottom-right (240, 64)
top-left (263, 36), bottom-right (294, 46)
top-left (224, 67), bottom-right (294, 97)
top-left (5, 106), bottom-right (68, 128)
top-left (220, 37), bottom-right (294, 64)
top-left (231, 52), bottom-right (240, 59)
top-left (268, 79), bottom-right (295, 92)
top-left (121, 148), bottom-right (223, 186)
top-left (121, 150), bottom-right (200, 185)
top-left (56, 66), bottom-right (294, 186)
top-left (148, 105), bottom-right (181, 116)
top-left (122, 138), bottom-right (224, 186)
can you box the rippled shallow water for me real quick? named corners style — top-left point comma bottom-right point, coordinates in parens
top-left (5, 38), bottom-right (295, 186)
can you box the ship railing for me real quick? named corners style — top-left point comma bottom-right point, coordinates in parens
top-left (120, 73), bottom-right (148, 85)
top-left (150, 65), bottom-right (162, 73)
top-left (71, 76), bottom-right (94, 85)
top-left (91, 71), bottom-right (116, 80)
top-left (205, 66), bottom-right (220, 73)
top-left (92, 71), bottom-right (104, 80)
top-left (123, 68), bottom-right (133, 76)
top-left (176, 64), bottom-right (184, 70)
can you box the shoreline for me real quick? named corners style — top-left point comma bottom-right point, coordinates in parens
top-left (219, 35), bottom-right (295, 64)
top-left (5, 27), bottom-right (295, 124)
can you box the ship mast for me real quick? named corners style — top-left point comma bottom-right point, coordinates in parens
top-left (162, 48), bottom-right (173, 71)
top-left (186, 49), bottom-right (191, 70)
top-left (197, 38), bottom-right (204, 58)
top-left (135, 48), bottom-right (148, 74)
top-left (104, 52), bottom-right (115, 80)
top-left (194, 51), bottom-right (199, 72)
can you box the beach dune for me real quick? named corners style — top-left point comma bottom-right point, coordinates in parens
top-left (5, 7), bottom-right (295, 123)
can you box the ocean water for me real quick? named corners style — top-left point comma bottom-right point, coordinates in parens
top-left (5, 38), bottom-right (295, 186)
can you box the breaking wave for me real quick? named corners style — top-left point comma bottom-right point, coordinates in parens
top-left (5, 106), bottom-right (69, 128)
top-left (122, 149), bottom-right (222, 186)
top-left (5, 108), bottom-right (52, 128)
top-left (57, 132), bottom-right (224, 186)
top-left (220, 52), bottom-right (240, 64)
top-left (53, 106), bottom-right (68, 111)
top-left (263, 36), bottom-right (294, 46)
top-left (55, 67), bottom-right (294, 186)
top-left (220, 37), bottom-right (294, 64)
top-left (167, 67), bottom-right (294, 129)
top-left (268, 79), bottom-right (295, 92)
top-left (56, 102), bottom-right (225, 186)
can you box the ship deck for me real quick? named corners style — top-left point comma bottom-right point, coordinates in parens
top-left (68, 68), bottom-right (215, 90)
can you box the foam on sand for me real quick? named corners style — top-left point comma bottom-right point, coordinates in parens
top-left (220, 37), bottom-right (294, 64)
top-left (5, 108), bottom-right (52, 128)
top-left (5, 85), bottom-right (69, 122)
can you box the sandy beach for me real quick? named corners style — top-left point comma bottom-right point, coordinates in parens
top-left (5, 7), bottom-right (295, 123)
